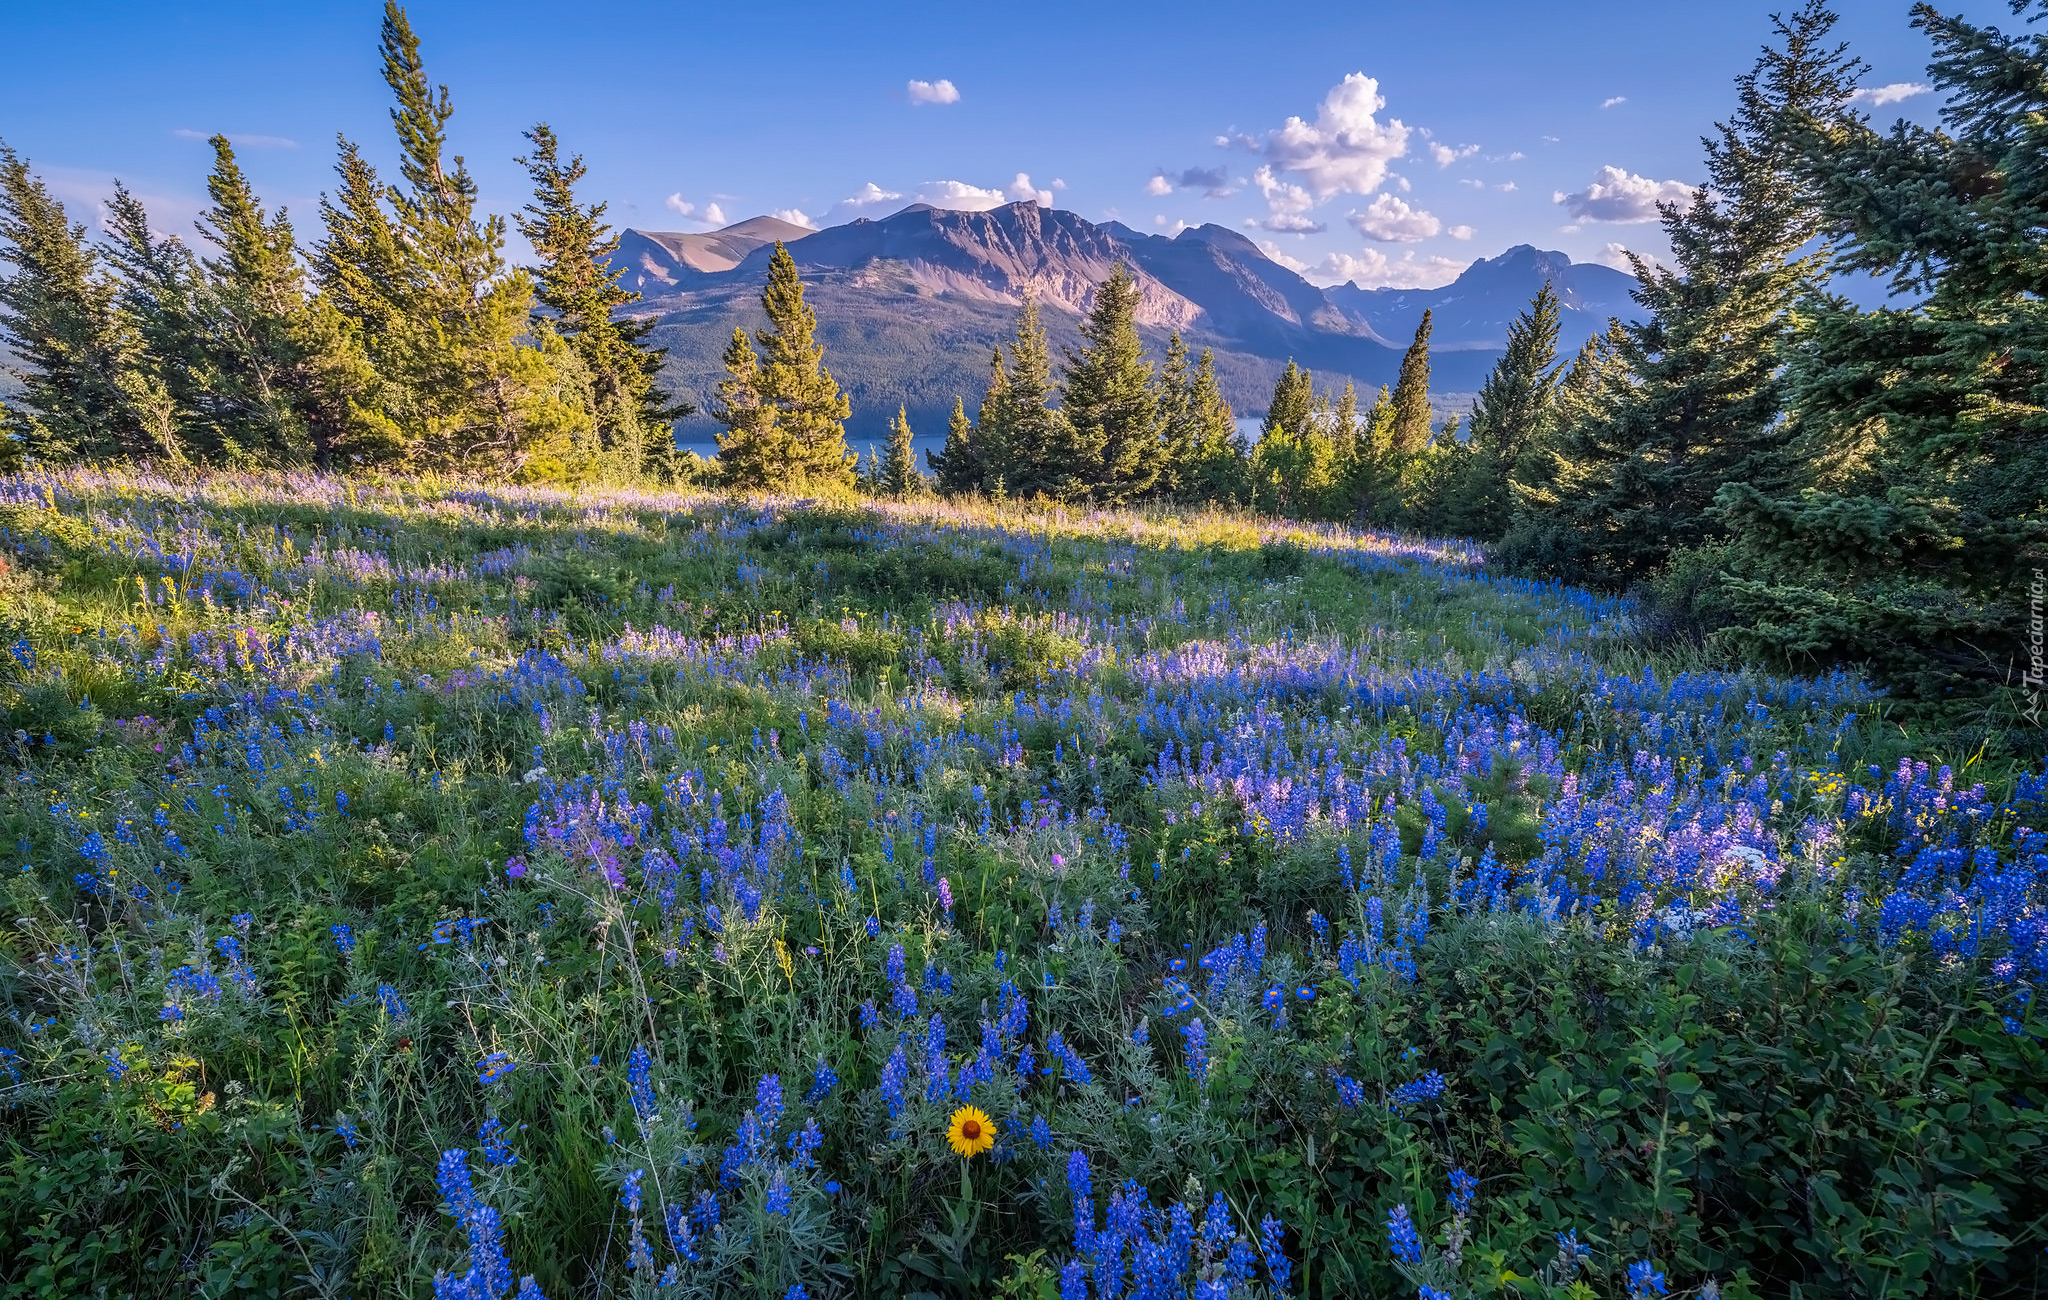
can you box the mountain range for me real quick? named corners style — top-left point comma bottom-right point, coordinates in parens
top-left (613, 201), bottom-right (1640, 445)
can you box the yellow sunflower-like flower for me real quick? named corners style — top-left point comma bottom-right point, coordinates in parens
top-left (946, 1105), bottom-right (996, 1158)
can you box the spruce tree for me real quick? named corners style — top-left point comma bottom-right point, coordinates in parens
top-left (1512, 2), bottom-right (1861, 587)
top-left (517, 123), bottom-right (689, 480)
top-left (0, 141), bottom-right (148, 460)
top-left (1389, 310), bottom-right (1433, 456)
top-left (927, 395), bottom-right (982, 495)
top-left (1154, 332), bottom-right (1195, 499)
top-left (710, 327), bottom-right (787, 489)
top-left (881, 405), bottom-right (920, 497)
top-left (99, 182), bottom-right (203, 462)
top-left (314, 3), bottom-right (590, 477)
top-left (1711, 0), bottom-right (2048, 705)
top-left (1061, 262), bottom-right (1160, 504)
top-left (1444, 284), bottom-right (1562, 540)
top-left (1250, 361), bottom-right (1333, 515)
top-left (754, 242), bottom-right (853, 487)
top-left (1180, 347), bottom-right (1245, 506)
top-left (990, 296), bottom-right (1073, 499)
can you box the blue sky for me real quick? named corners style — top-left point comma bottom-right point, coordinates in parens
top-left (1, 0), bottom-right (2000, 288)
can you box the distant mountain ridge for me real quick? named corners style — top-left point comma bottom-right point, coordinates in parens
top-left (613, 203), bottom-right (1639, 443)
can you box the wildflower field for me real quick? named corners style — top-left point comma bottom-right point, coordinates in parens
top-left (0, 467), bottom-right (2042, 1300)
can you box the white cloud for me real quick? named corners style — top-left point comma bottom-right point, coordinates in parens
top-left (1601, 96), bottom-right (1627, 109)
top-left (1252, 164), bottom-right (1315, 215)
top-left (1348, 193), bottom-right (1440, 242)
top-left (907, 78), bottom-right (960, 106)
top-left (1458, 178), bottom-right (1485, 189)
top-left (1394, 174), bottom-right (1411, 192)
top-left (821, 182), bottom-right (906, 224)
top-left (1555, 165), bottom-right (1693, 222)
top-left (1595, 242), bottom-right (1637, 270)
top-left (1497, 181), bottom-right (1517, 192)
top-left (171, 128), bottom-right (297, 149)
top-left (1850, 81), bottom-right (1932, 106)
top-left (1150, 165), bottom-right (1235, 198)
top-left (1248, 212), bottom-right (1327, 234)
top-left (1255, 240), bottom-right (1311, 273)
top-left (842, 182), bottom-right (903, 207)
top-left (1228, 72), bottom-right (1410, 200)
top-left (770, 208), bottom-right (817, 229)
top-left (1448, 224), bottom-right (1474, 240)
top-left (1051, 178), bottom-right (1068, 190)
top-left (1428, 142), bottom-right (1479, 168)
top-left (1541, 134), bottom-right (1560, 143)
top-left (1006, 172), bottom-right (1053, 205)
top-left (664, 193), bottom-right (695, 217)
top-left (703, 202), bottom-right (727, 226)
top-left (910, 179), bottom-right (1011, 211)
top-left (1306, 248), bottom-right (1464, 290)
top-left (1155, 215), bottom-right (1194, 234)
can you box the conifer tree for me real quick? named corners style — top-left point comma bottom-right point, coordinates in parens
top-left (927, 395), bottom-right (982, 495)
top-left (1348, 386), bottom-right (1405, 527)
top-left (1250, 362), bottom-right (1341, 516)
top-left (314, 3), bottom-right (590, 477)
top-left (1444, 284), bottom-right (1562, 540)
top-left (1180, 346), bottom-right (1245, 506)
top-left (1061, 262), bottom-right (1160, 504)
top-left (710, 326), bottom-right (786, 489)
top-left (1711, 0), bottom-right (2047, 703)
top-left (1153, 332), bottom-right (1195, 499)
top-left (1389, 310), bottom-right (1434, 456)
top-left (98, 182), bottom-right (202, 462)
top-left (990, 295), bottom-right (1073, 499)
top-left (753, 241), bottom-right (853, 487)
top-left (0, 141), bottom-right (149, 460)
top-left (517, 123), bottom-right (689, 480)
top-left (880, 405), bottom-right (921, 497)
top-left (1512, 2), bottom-right (1861, 587)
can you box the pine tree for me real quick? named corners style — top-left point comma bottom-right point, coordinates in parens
top-left (1061, 262), bottom-right (1160, 504)
top-left (0, 140), bottom-right (149, 460)
top-left (517, 123), bottom-right (689, 481)
top-left (1443, 284), bottom-right (1562, 540)
top-left (1512, 2), bottom-right (1861, 587)
top-left (990, 295), bottom-right (1074, 500)
top-left (314, 3), bottom-right (591, 477)
top-left (880, 405), bottom-right (921, 497)
top-left (753, 241), bottom-right (853, 488)
top-left (1153, 332), bottom-right (1195, 499)
top-left (927, 395), bottom-right (982, 495)
top-left (98, 182), bottom-right (203, 462)
top-left (1180, 347), bottom-right (1245, 506)
top-left (1348, 385), bottom-right (1404, 527)
top-left (1251, 361), bottom-right (1336, 515)
top-left (1389, 310), bottom-right (1433, 456)
top-left (710, 327), bottom-right (787, 489)
top-left (1710, 0), bottom-right (2048, 705)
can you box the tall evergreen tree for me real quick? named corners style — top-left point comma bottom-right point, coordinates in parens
top-left (1711, 0), bottom-right (2048, 705)
top-left (927, 395), bottom-right (982, 494)
top-left (516, 123), bottom-right (689, 480)
top-left (1061, 262), bottom-right (1161, 504)
top-left (710, 327), bottom-right (786, 489)
top-left (98, 182), bottom-right (202, 463)
top-left (753, 241), bottom-right (853, 487)
top-left (1251, 362), bottom-right (1339, 516)
top-left (1179, 346), bottom-right (1245, 506)
top-left (313, 3), bottom-right (590, 477)
top-left (1389, 310), bottom-right (1434, 457)
top-left (1153, 332), bottom-right (1195, 499)
top-left (1512, 2), bottom-right (1862, 587)
top-left (880, 405), bottom-right (921, 497)
top-left (0, 141), bottom-right (148, 460)
top-left (1444, 284), bottom-right (1562, 540)
top-left (988, 296), bottom-right (1074, 500)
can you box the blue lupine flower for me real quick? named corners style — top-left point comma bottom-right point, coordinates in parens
top-left (1627, 1261), bottom-right (1669, 1298)
top-left (765, 1169), bottom-right (791, 1216)
top-left (627, 1043), bottom-right (657, 1124)
top-left (1181, 1018), bottom-right (1209, 1081)
top-left (1448, 1167), bottom-right (1478, 1216)
top-left (1390, 1070), bottom-right (1446, 1109)
top-left (1386, 1204), bottom-right (1421, 1264)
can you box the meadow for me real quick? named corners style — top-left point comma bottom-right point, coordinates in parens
top-left (0, 467), bottom-right (2040, 1300)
